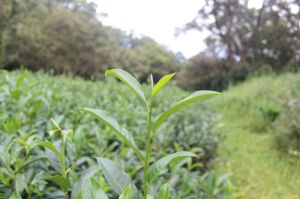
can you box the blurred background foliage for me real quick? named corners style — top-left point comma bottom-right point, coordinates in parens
top-left (1, 0), bottom-right (299, 91)
top-left (0, 0), bottom-right (180, 81)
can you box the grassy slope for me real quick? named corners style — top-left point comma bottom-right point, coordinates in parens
top-left (211, 73), bottom-right (300, 198)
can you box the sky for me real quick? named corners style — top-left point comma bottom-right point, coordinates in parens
top-left (91, 0), bottom-right (263, 58)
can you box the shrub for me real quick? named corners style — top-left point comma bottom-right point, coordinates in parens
top-left (273, 96), bottom-right (300, 156)
top-left (0, 69), bottom-right (229, 198)
top-left (177, 54), bottom-right (228, 91)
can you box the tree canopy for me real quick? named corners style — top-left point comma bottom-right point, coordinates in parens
top-left (184, 0), bottom-right (299, 68)
top-left (0, 0), bottom-right (181, 81)
top-left (178, 0), bottom-right (300, 90)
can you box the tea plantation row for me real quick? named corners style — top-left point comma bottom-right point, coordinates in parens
top-left (0, 70), bottom-right (232, 199)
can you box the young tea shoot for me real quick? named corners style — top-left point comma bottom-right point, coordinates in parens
top-left (80, 69), bottom-right (220, 198)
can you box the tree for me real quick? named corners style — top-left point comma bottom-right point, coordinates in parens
top-left (183, 0), bottom-right (300, 70)
top-left (178, 53), bottom-right (229, 90)
top-left (4, 5), bottom-right (121, 77)
top-left (2, 0), bottom-right (183, 80)
top-left (113, 37), bottom-right (180, 82)
top-left (0, 0), bottom-right (19, 67)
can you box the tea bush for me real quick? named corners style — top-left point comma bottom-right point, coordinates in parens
top-left (0, 70), bottom-right (231, 198)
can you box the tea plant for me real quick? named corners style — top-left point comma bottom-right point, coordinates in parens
top-left (0, 134), bottom-right (43, 199)
top-left (32, 119), bottom-right (74, 199)
top-left (0, 70), bottom-right (230, 198)
top-left (80, 69), bottom-right (220, 198)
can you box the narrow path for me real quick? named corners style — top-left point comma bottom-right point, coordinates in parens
top-left (216, 121), bottom-right (300, 199)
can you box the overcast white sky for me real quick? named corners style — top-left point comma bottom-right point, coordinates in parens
top-left (91, 0), bottom-right (262, 58)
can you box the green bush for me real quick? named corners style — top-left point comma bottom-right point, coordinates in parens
top-left (273, 96), bottom-right (300, 156)
top-left (0, 69), bottom-right (230, 198)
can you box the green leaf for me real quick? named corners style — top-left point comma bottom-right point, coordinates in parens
top-left (94, 189), bottom-right (109, 199)
top-left (157, 183), bottom-right (170, 199)
top-left (15, 174), bottom-right (26, 193)
top-left (147, 151), bottom-right (197, 186)
top-left (0, 145), bottom-right (10, 168)
top-left (81, 177), bottom-right (108, 199)
top-left (118, 184), bottom-right (132, 199)
top-left (61, 129), bottom-right (74, 145)
top-left (152, 73), bottom-right (175, 99)
top-left (216, 173), bottom-right (231, 186)
top-left (72, 166), bottom-right (102, 199)
top-left (50, 119), bottom-right (74, 145)
top-left (146, 195), bottom-right (154, 199)
top-left (9, 192), bottom-right (22, 199)
top-left (96, 157), bottom-right (137, 196)
top-left (105, 69), bottom-right (148, 108)
top-left (16, 156), bottom-right (47, 173)
top-left (150, 74), bottom-right (154, 89)
top-left (50, 118), bottom-right (61, 130)
top-left (32, 172), bottom-right (70, 192)
top-left (38, 141), bottom-right (63, 163)
top-left (153, 91), bottom-right (221, 131)
top-left (80, 108), bottom-right (142, 160)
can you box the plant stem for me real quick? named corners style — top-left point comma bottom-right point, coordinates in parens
top-left (60, 133), bottom-right (67, 178)
top-left (143, 100), bottom-right (153, 199)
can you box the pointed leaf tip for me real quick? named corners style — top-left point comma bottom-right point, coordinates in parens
top-left (152, 73), bottom-right (176, 99)
top-left (147, 151), bottom-right (196, 186)
top-left (105, 69), bottom-right (148, 108)
top-left (118, 184), bottom-right (132, 199)
top-left (96, 157), bottom-right (139, 198)
top-left (157, 183), bottom-right (170, 199)
top-left (79, 108), bottom-right (142, 160)
top-left (154, 90), bottom-right (221, 131)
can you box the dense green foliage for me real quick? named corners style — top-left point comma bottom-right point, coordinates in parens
top-left (0, 0), bottom-right (181, 81)
top-left (0, 70), bottom-right (232, 198)
top-left (81, 69), bottom-right (221, 199)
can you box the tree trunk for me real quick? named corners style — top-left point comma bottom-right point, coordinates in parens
top-left (0, 31), bottom-right (4, 68)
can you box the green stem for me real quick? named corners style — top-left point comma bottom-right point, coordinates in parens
top-left (61, 141), bottom-right (66, 178)
top-left (143, 100), bottom-right (153, 199)
top-left (60, 131), bottom-right (67, 178)
top-left (60, 133), bottom-right (68, 199)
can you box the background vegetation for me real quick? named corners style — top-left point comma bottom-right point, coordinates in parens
top-left (0, 0), bottom-right (181, 81)
top-left (1, 0), bottom-right (299, 90)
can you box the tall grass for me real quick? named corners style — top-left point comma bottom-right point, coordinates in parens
top-left (211, 72), bottom-right (300, 198)
top-left (214, 73), bottom-right (300, 132)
